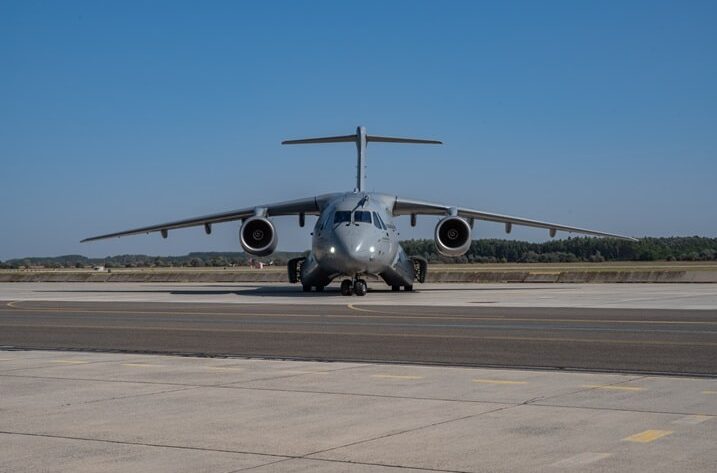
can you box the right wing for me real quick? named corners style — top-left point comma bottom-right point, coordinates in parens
top-left (82, 194), bottom-right (338, 242)
top-left (393, 196), bottom-right (637, 241)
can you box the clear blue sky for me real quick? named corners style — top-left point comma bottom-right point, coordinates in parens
top-left (1, 1), bottom-right (715, 260)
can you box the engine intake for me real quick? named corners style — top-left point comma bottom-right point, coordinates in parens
top-left (240, 216), bottom-right (277, 256)
top-left (434, 216), bottom-right (472, 257)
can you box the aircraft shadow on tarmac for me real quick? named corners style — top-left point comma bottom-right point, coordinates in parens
top-left (34, 285), bottom-right (564, 297)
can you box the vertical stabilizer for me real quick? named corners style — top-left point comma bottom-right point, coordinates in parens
top-left (356, 126), bottom-right (367, 192)
top-left (282, 127), bottom-right (442, 192)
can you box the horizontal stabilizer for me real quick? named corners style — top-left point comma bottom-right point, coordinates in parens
top-left (281, 126), bottom-right (441, 191)
top-left (282, 134), bottom-right (442, 145)
top-left (367, 136), bottom-right (442, 144)
top-left (282, 135), bottom-right (357, 145)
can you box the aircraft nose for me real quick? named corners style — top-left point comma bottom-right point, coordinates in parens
top-left (333, 227), bottom-right (373, 268)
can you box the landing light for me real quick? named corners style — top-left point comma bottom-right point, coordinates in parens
top-left (369, 246), bottom-right (375, 253)
top-left (330, 246), bottom-right (335, 254)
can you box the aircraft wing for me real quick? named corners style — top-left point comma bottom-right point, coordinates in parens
top-left (82, 194), bottom-right (336, 242)
top-left (393, 196), bottom-right (637, 241)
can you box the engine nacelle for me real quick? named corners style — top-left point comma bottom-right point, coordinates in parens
top-left (434, 216), bottom-right (472, 257)
top-left (240, 216), bottom-right (278, 257)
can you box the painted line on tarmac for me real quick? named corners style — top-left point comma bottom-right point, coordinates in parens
top-left (3, 301), bottom-right (717, 326)
top-left (2, 322), bottom-right (717, 347)
top-left (48, 360), bottom-right (90, 364)
top-left (473, 379), bottom-right (528, 385)
top-left (3, 315), bottom-right (715, 336)
top-left (371, 374), bottom-right (424, 380)
top-left (623, 429), bottom-right (673, 443)
top-left (672, 415), bottom-right (712, 425)
top-left (581, 384), bottom-right (645, 392)
top-left (550, 452), bottom-right (612, 467)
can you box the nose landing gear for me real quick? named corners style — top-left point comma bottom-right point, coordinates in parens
top-left (340, 278), bottom-right (367, 296)
top-left (353, 279), bottom-right (367, 296)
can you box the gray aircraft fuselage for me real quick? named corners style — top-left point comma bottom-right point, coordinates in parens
top-left (301, 192), bottom-right (415, 290)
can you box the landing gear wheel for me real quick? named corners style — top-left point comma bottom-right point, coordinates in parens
top-left (391, 285), bottom-right (400, 292)
top-left (353, 279), bottom-right (368, 297)
top-left (302, 285), bottom-right (311, 293)
top-left (404, 285), bottom-right (413, 292)
top-left (340, 279), bottom-right (353, 296)
top-left (315, 286), bottom-right (325, 292)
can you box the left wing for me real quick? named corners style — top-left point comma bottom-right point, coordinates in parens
top-left (82, 194), bottom-right (338, 242)
top-left (393, 196), bottom-right (637, 241)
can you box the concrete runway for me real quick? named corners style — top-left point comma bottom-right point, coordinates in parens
top-left (1, 283), bottom-right (716, 375)
top-left (1, 350), bottom-right (716, 472)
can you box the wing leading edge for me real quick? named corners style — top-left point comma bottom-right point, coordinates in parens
top-left (81, 194), bottom-right (337, 242)
top-left (393, 197), bottom-right (637, 241)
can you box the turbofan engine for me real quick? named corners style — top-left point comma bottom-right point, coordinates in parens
top-left (240, 216), bottom-right (278, 257)
top-left (434, 216), bottom-right (472, 257)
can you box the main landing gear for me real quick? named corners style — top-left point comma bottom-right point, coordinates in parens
top-left (340, 278), bottom-right (367, 296)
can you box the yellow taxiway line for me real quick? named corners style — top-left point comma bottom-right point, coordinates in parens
top-left (1, 322), bottom-right (715, 347)
top-left (623, 430), bottom-right (672, 443)
top-left (2, 301), bottom-right (715, 326)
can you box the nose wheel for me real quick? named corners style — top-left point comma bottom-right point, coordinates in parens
top-left (353, 279), bottom-right (367, 296)
top-left (340, 278), bottom-right (367, 296)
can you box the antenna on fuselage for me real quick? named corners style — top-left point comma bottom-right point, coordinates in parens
top-left (281, 126), bottom-right (442, 192)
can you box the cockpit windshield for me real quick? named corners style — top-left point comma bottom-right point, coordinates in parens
top-left (354, 211), bottom-right (372, 224)
top-left (333, 211), bottom-right (352, 224)
top-left (333, 210), bottom-right (373, 225)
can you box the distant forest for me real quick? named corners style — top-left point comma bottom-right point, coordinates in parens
top-left (2, 237), bottom-right (717, 269)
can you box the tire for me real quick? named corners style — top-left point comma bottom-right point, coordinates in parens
top-left (315, 286), bottom-right (324, 292)
top-left (302, 285), bottom-right (311, 292)
top-left (340, 279), bottom-right (353, 296)
top-left (354, 279), bottom-right (367, 296)
top-left (404, 285), bottom-right (413, 292)
top-left (391, 285), bottom-right (400, 292)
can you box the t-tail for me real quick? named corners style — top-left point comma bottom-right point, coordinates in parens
top-left (282, 126), bottom-right (442, 192)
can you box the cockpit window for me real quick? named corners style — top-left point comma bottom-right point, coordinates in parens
top-left (373, 212), bottom-right (387, 230)
top-left (354, 211), bottom-right (372, 224)
top-left (372, 212), bottom-right (383, 229)
top-left (333, 211), bottom-right (352, 224)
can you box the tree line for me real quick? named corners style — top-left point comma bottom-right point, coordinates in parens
top-left (401, 236), bottom-right (717, 263)
top-left (2, 237), bottom-right (717, 269)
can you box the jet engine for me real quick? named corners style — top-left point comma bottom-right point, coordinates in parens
top-left (240, 216), bottom-right (277, 257)
top-left (434, 216), bottom-right (472, 257)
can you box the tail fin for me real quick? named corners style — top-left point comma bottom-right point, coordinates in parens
top-left (282, 126), bottom-right (442, 191)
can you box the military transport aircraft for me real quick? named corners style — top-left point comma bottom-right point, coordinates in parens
top-left (83, 127), bottom-right (636, 296)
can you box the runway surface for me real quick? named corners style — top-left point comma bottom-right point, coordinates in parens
top-left (2, 283), bottom-right (716, 472)
top-left (2, 295), bottom-right (716, 375)
top-left (3, 350), bottom-right (715, 472)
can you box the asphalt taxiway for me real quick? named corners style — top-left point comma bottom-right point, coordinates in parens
top-left (1, 282), bottom-right (716, 375)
